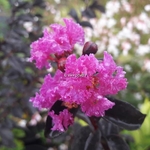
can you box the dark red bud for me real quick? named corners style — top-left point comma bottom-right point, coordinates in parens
top-left (57, 57), bottom-right (66, 72)
top-left (82, 41), bottom-right (98, 55)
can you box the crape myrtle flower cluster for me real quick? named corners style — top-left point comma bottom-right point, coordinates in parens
top-left (30, 18), bottom-right (127, 132)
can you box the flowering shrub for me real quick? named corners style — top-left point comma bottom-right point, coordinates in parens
top-left (1, 0), bottom-right (149, 149)
top-left (29, 18), bottom-right (145, 150)
top-left (30, 18), bottom-right (128, 132)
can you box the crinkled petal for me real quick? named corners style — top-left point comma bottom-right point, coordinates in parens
top-left (64, 18), bottom-right (85, 45)
top-left (48, 111), bottom-right (64, 132)
top-left (30, 70), bottom-right (64, 109)
top-left (30, 93), bottom-right (50, 109)
top-left (49, 109), bottom-right (74, 132)
top-left (50, 23), bottom-right (72, 51)
top-left (30, 37), bottom-right (61, 69)
top-left (30, 18), bottom-right (85, 69)
top-left (102, 51), bottom-right (117, 74)
top-left (59, 78), bottom-right (91, 104)
top-left (65, 54), bottom-right (99, 77)
top-left (98, 51), bottom-right (128, 95)
top-left (81, 95), bottom-right (115, 117)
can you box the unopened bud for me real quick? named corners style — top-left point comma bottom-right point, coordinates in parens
top-left (57, 57), bottom-right (66, 72)
top-left (82, 41), bottom-right (98, 55)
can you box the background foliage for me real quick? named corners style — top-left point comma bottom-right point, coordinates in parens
top-left (0, 0), bottom-right (150, 150)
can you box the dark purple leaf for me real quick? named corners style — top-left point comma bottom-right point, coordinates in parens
top-left (99, 118), bottom-right (120, 136)
top-left (76, 111), bottom-right (94, 132)
top-left (107, 135), bottom-right (130, 150)
top-left (1, 0), bottom-right (47, 148)
top-left (44, 115), bottom-right (53, 138)
top-left (90, 1), bottom-right (105, 13)
top-left (8, 30), bottom-right (21, 39)
top-left (11, 106), bottom-right (23, 118)
top-left (25, 123), bottom-right (45, 145)
top-left (17, 14), bottom-right (34, 22)
top-left (25, 145), bottom-right (47, 150)
top-left (82, 8), bottom-right (96, 18)
top-left (32, 0), bottom-right (46, 8)
top-left (4, 69), bottom-right (19, 81)
top-left (12, 1), bottom-right (31, 12)
top-left (84, 133), bottom-right (94, 150)
top-left (9, 0), bottom-right (17, 6)
top-left (104, 97), bottom-right (146, 130)
top-left (95, 4), bottom-right (105, 13)
top-left (8, 56), bottom-right (24, 74)
top-left (0, 128), bottom-right (15, 147)
top-left (14, 27), bottom-right (29, 37)
top-left (69, 9), bottom-right (79, 22)
top-left (71, 126), bottom-right (91, 150)
top-left (2, 118), bottom-right (14, 129)
top-left (79, 21), bottom-right (93, 29)
top-left (122, 134), bottom-right (134, 144)
top-left (101, 136), bottom-right (110, 150)
top-left (71, 126), bottom-right (103, 150)
top-left (84, 130), bottom-right (101, 150)
top-left (17, 1), bottom-right (30, 8)
top-left (6, 38), bottom-right (23, 49)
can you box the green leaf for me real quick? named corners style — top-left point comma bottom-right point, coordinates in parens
top-left (12, 128), bottom-right (25, 138)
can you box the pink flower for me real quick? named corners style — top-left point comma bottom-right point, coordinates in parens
top-left (59, 54), bottom-right (101, 105)
top-left (59, 51), bottom-right (127, 117)
top-left (81, 95), bottom-right (114, 117)
top-left (29, 18), bottom-right (128, 132)
top-left (30, 51), bottom-right (127, 118)
top-left (64, 53), bottom-right (100, 76)
top-left (98, 51), bottom-right (127, 95)
top-left (48, 109), bottom-right (74, 131)
top-left (30, 18), bottom-right (84, 69)
top-left (29, 70), bottom-right (63, 109)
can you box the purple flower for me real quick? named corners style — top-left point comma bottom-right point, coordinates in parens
top-left (48, 109), bottom-right (74, 132)
top-left (30, 18), bottom-right (84, 69)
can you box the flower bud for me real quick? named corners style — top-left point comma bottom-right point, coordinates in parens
top-left (57, 57), bottom-right (67, 72)
top-left (82, 41), bottom-right (98, 55)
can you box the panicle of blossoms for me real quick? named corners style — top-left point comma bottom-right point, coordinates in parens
top-left (30, 52), bottom-right (127, 131)
top-left (29, 18), bottom-right (128, 133)
top-left (59, 52), bottom-right (127, 117)
top-left (29, 18), bottom-right (84, 69)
